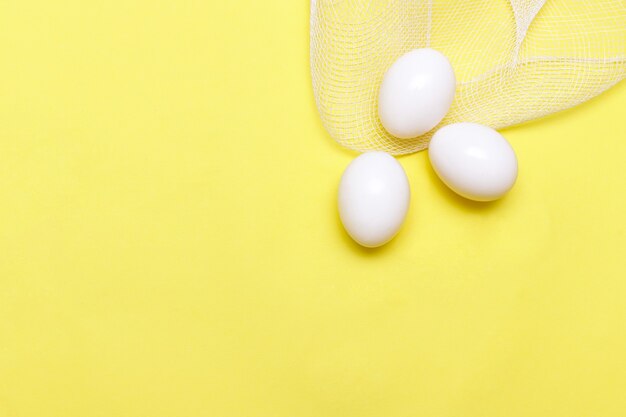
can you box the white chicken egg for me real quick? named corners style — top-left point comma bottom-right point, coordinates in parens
top-left (378, 48), bottom-right (456, 139)
top-left (429, 123), bottom-right (518, 201)
top-left (338, 152), bottom-right (410, 247)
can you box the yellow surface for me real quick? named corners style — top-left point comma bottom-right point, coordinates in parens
top-left (1, 1), bottom-right (625, 416)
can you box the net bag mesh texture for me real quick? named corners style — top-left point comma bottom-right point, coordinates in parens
top-left (310, 0), bottom-right (626, 155)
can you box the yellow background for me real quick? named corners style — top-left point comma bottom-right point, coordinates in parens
top-left (1, 1), bottom-right (625, 416)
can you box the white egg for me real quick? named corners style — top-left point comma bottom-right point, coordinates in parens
top-left (338, 152), bottom-right (410, 247)
top-left (429, 123), bottom-right (518, 201)
top-left (378, 48), bottom-right (456, 139)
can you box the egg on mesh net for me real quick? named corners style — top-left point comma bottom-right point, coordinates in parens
top-left (378, 48), bottom-right (456, 139)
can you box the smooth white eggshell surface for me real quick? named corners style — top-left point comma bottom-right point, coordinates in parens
top-left (378, 48), bottom-right (456, 139)
top-left (429, 123), bottom-right (518, 201)
top-left (338, 152), bottom-right (410, 247)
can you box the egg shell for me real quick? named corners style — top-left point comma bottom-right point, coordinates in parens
top-left (338, 152), bottom-right (410, 247)
top-left (378, 48), bottom-right (456, 139)
top-left (428, 123), bottom-right (518, 201)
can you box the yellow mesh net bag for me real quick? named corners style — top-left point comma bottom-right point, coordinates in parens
top-left (310, 0), bottom-right (626, 155)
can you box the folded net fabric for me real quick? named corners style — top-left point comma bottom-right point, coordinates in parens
top-left (310, 0), bottom-right (626, 155)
